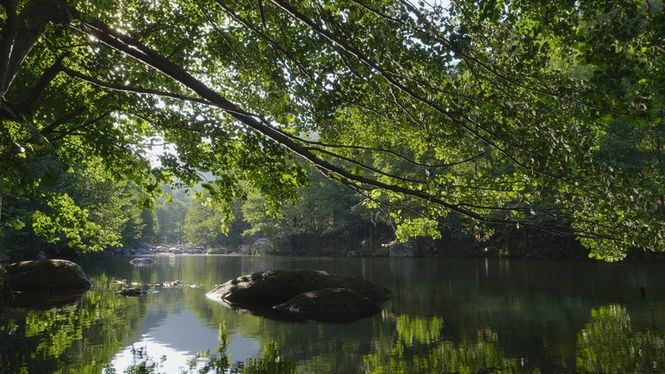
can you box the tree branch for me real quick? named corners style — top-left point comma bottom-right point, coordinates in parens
top-left (16, 54), bottom-right (67, 114)
top-left (267, 0), bottom-right (554, 179)
top-left (306, 145), bottom-right (428, 184)
top-left (0, 0), bottom-right (77, 96)
top-left (40, 104), bottom-right (87, 136)
top-left (62, 66), bottom-right (211, 105)
top-left (67, 13), bottom-right (618, 243)
top-left (48, 109), bottom-right (114, 141)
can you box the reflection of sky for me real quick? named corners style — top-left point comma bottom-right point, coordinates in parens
top-left (106, 307), bottom-right (260, 373)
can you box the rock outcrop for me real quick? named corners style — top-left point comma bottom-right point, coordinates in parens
top-left (386, 240), bottom-right (417, 257)
top-left (250, 238), bottom-right (274, 254)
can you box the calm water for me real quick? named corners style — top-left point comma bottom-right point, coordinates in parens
top-left (2, 256), bottom-right (665, 373)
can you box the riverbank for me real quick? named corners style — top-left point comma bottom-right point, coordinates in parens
top-left (89, 227), bottom-right (665, 263)
top-left (7, 226), bottom-right (661, 263)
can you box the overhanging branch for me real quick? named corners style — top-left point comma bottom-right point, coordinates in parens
top-left (62, 9), bottom-right (618, 243)
top-left (62, 67), bottom-right (211, 105)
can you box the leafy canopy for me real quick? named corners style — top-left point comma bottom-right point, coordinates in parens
top-left (1, 0), bottom-right (664, 260)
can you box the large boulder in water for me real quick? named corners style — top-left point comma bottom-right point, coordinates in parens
top-left (207, 269), bottom-right (391, 306)
top-left (206, 269), bottom-right (391, 321)
top-left (273, 288), bottom-right (382, 322)
top-left (4, 259), bottom-right (92, 293)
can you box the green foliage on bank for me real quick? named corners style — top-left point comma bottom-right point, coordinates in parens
top-left (0, 158), bottom-right (154, 257)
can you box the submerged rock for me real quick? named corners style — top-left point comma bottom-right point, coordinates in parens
top-left (206, 269), bottom-right (391, 322)
top-left (163, 280), bottom-right (183, 288)
top-left (273, 288), bottom-right (382, 322)
top-left (117, 287), bottom-right (150, 296)
top-left (5, 259), bottom-right (92, 293)
top-left (129, 257), bottom-right (154, 266)
top-left (114, 279), bottom-right (198, 296)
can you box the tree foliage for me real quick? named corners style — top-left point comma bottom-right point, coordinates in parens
top-left (155, 192), bottom-right (187, 245)
top-left (242, 169), bottom-right (369, 239)
top-left (1, 0), bottom-right (664, 259)
top-left (183, 191), bottom-right (246, 248)
top-left (0, 157), bottom-right (149, 256)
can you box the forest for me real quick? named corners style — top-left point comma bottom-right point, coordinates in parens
top-left (1, 0), bottom-right (664, 262)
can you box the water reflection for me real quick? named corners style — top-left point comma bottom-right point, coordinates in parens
top-left (0, 273), bottom-right (146, 373)
top-left (104, 330), bottom-right (294, 374)
top-left (362, 315), bottom-right (534, 373)
top-left (2, 257), bottom-right (665, 373)
top-left (108, 307), bottom-right (260, 372)
top-left (5, 290), bottom-right (87, 310)
top-left (576, 305), bottom-right (665, 373)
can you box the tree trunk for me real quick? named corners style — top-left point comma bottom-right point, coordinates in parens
top-left (0, 0), bottom-right (76, 98)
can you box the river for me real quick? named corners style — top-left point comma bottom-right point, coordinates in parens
top-left (2, 256), bottom-right (665, 373)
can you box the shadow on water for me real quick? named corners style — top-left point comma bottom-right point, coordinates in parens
top-left (4, 290), bottom-right (87, 310)
top-left (212, 299), bottom-right (385, 323)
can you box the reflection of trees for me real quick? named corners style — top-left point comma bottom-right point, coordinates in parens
top-left (8, 258), bottom-right (665, 373)
top-left (172, 256), bottom-right (373, 371)
top-left (231, 341), bottom-right (296, 374)
top-left (187, 296), bottom-right (376, 372)
top-left (576, 305), bottom-right (665, 373)
top-left (177, 257), bottom-right (556, 373)
top-left (0, 273), bottom-right (148, 373)
top-left (362, 315), bottom-right (538, 374)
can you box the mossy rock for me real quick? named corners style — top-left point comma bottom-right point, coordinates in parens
top-left (207, 269), bottom-right (391, 306)
top-left (5, 259), bottom-right (92, 293)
